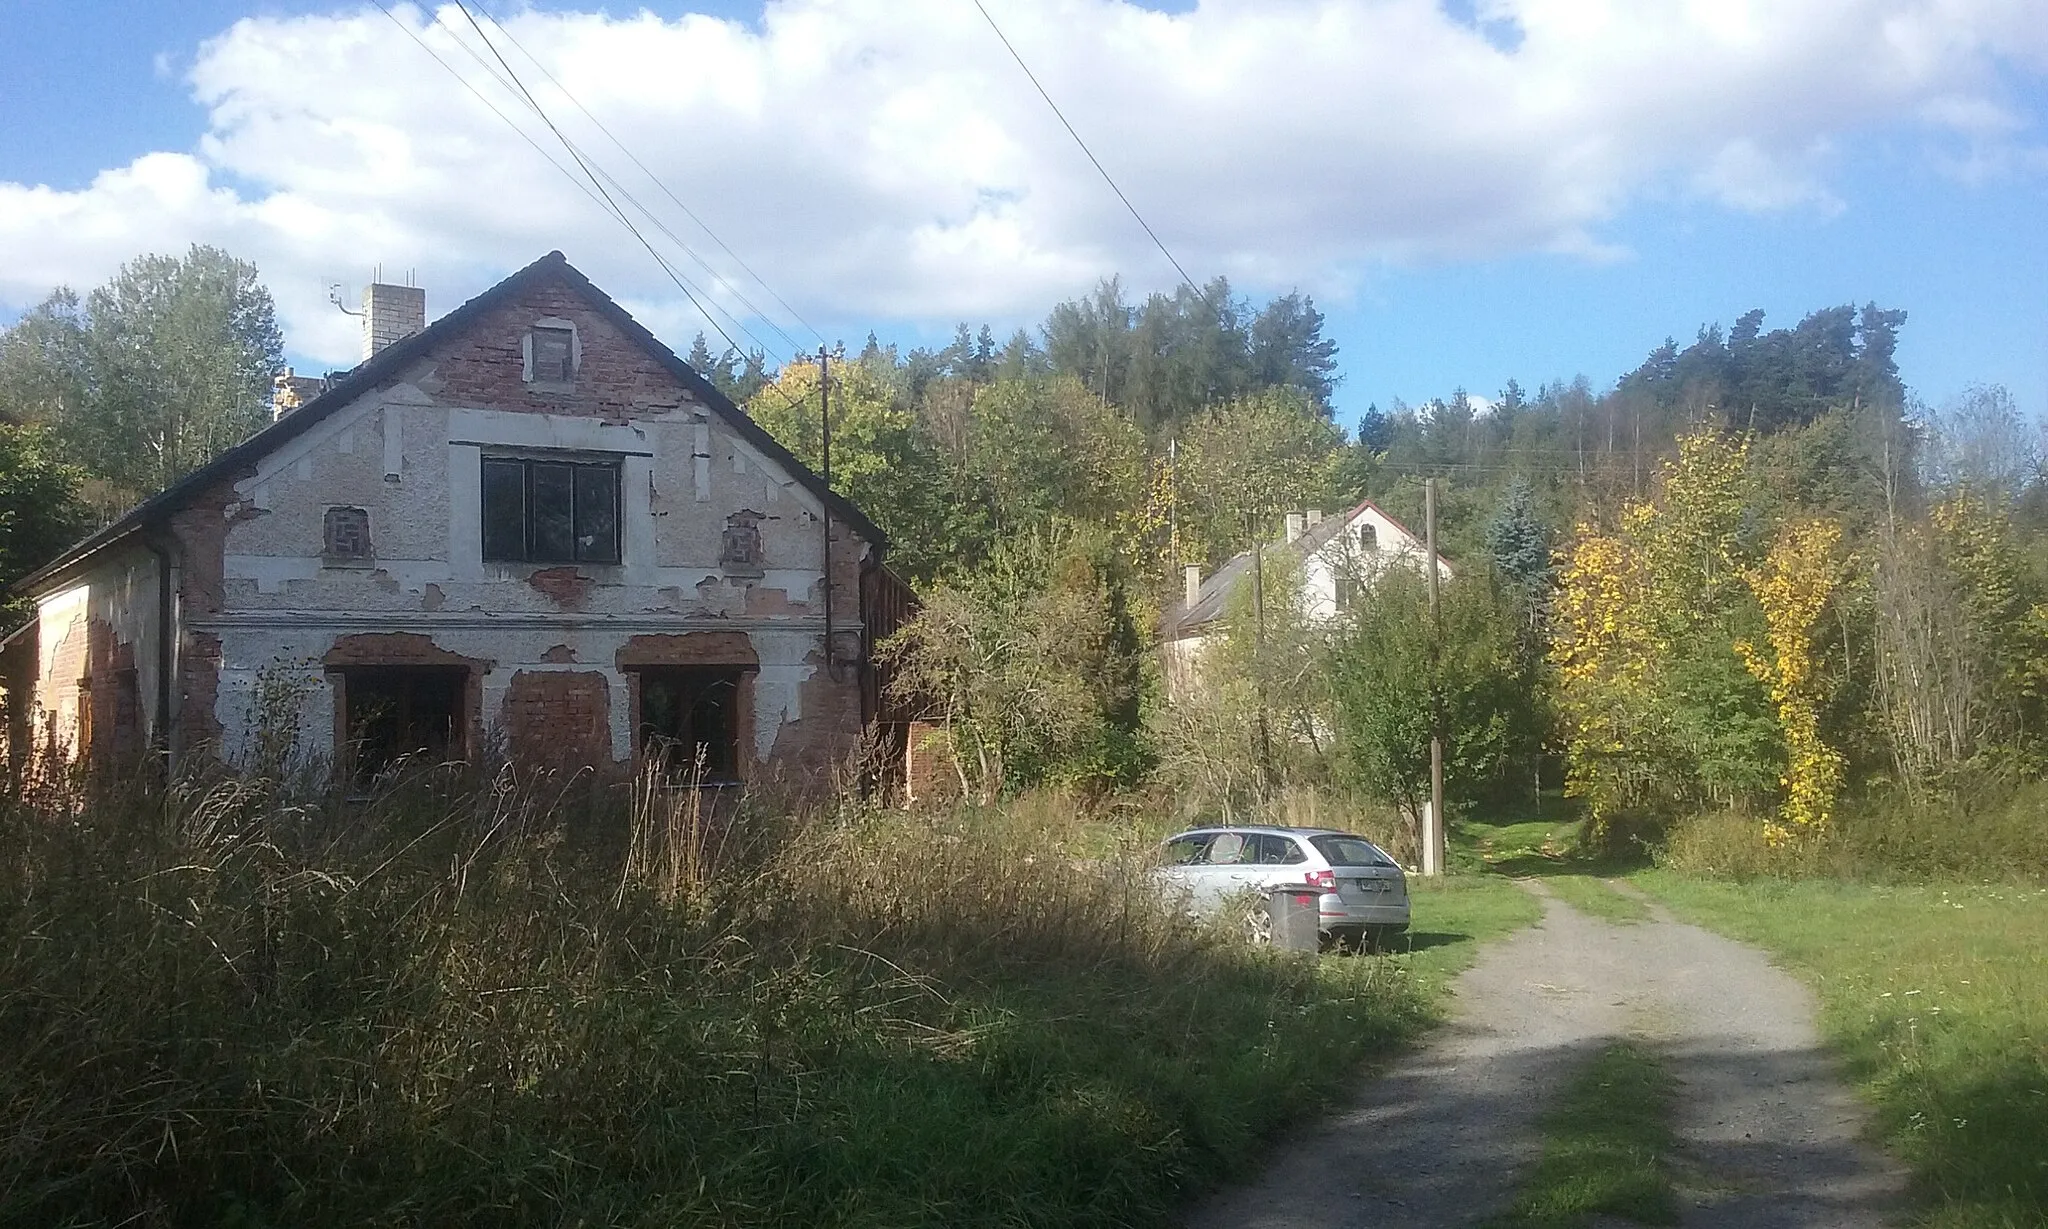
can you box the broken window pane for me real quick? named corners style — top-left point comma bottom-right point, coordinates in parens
top-left (531, 326), bottom-right (574, 382)
top-left (480, 456), bottom-right (620, 564)
top-left (574, 464), bottom-right (619, 564)
top-left (481, 459), bottom-right (526, 561)
top-left (530, 462), bottom-right (576, 562)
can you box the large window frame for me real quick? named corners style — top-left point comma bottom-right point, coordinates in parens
top-left (480, 455), bottom-right (622, 565)
top-left (337, 665), bottom-right (468, 783)
top-left (632, 665), bottom-right (752, 785)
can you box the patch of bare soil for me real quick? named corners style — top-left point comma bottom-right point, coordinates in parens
top-left (1182, 880), bottom-right (1905, 1228)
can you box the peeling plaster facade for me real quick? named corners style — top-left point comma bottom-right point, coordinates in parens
top-left (4, 253), bottom-right (889, 789)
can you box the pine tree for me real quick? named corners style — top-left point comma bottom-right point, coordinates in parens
top-left (1485, 477), bottom-right (1552, 596)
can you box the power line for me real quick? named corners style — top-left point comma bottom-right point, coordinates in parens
top-left (467, 0), bottom-right (827, 353)
top-left (444, 2), bottom-right (808, 359)
top-left (443, 0), bottom-right (777, 371)
top-left (969, 0), bottom-right (1211, 308)
top-left (375, 0), bottom-right (826, 422)
top-left (369, 2), bottom-right (615, 220)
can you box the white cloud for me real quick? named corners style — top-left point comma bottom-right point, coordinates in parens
top-left (2, 0), bottom-right (2044, 367)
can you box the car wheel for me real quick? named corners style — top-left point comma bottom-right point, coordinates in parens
top-left (1242, 902), bottom-right (1272, 946)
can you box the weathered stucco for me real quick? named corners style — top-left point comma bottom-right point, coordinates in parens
top-left (15, 262), bottom-right (878, 788)
top-left (23, 545), bottom-right (166, 761)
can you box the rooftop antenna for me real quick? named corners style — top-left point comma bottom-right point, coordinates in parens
top-left (328, 283), bottom-right (362, 317)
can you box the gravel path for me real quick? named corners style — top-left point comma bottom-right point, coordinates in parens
top-left (1183, 879), bottom-right (1906, 1228)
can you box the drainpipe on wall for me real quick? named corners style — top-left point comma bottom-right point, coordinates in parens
top-left (140, 533), bottom-right (177, 775)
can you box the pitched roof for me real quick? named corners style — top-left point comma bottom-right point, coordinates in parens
top-left (1164, 498), bottom-right (1447, 638)
top-left (15, 251), bottom-right (885, 593)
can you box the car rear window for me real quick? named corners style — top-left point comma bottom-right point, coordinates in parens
top-left (1309, 835), bottom-right (1397, 867)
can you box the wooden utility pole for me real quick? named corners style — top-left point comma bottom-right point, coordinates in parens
top-left (820, 346), bottom-right (838, 683)
top-left (1424, 478), bottom-right (1445, 876)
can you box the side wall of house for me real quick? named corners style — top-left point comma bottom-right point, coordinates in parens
top-left (25, 545), bottom-right (164, 764)
top-left (167, 270), bottom-right (871, 787)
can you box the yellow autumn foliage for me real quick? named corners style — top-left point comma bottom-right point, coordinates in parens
top-left (1734, 519), bottom-right (1846, 841)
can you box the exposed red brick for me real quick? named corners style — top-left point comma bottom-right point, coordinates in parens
top-left (180, 631), bottom-right (224, 756)
top-left (322, 632), bottom-right (488, 670)
top-left (903, 720), bottom-right (959, 802)
top-left (85, 618), bottom-right (142, 765)
top-left (616, 632), bottom-right (759, 669)
top-left (421, 583), bottom-right (445, 611)
top-left (527, 566), bottom-right (590, 607)
top-left (762, 643), bottom-right (865, 797)
top-left (400, 269), bottom-right (698, 420)
top-left (503, 670), bottom-right (613, 769)
top-left (322, 633), bottom-right (492, 765)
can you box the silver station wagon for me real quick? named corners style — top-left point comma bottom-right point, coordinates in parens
top-left (1154, 825), bottom-right (1410, 951)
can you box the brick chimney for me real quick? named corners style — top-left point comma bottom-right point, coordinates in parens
top-left (362, 281), bottom-right (426, 361)
top-left (1184, 564), bottom-right (1202, 610)
top-left (1306, 509), bottom-right (1324, 527)
top-left (271, 367), bottom-right (327, 421)
top-left (1284, 512), bottom-right (1306, 543)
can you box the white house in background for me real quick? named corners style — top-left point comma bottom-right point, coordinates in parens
top-left (1160, 499), bottom-right (1453, 697)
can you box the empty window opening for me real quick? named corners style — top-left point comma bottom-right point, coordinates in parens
top-left (636, 667), bottom-right (748, 783)
top-left (481, 457), bottom-right (620, 564)
top-left (324, 506), bottom-right (372, 561)
top-left (1357, 523), bottom-right (1378, 552)
top-left (529, 325), bottom-right (575, 383)
top-left (341, 666), bottom-right (466, 781)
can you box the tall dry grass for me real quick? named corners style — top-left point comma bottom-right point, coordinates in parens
top-left (1, 762), bottom-right (1418, 1228)
top-left (1658, 780), bottom-right (2048, 882)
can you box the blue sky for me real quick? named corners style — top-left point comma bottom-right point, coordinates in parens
top-left (3, 0), bottom-right (2045, 428)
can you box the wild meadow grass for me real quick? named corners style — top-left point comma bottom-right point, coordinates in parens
top-left (1637, 870), bottom-right (2048, 1229)
top-left (0, 769), bottom-right (1532, 1228)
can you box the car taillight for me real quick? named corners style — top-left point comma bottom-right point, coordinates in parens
top-left (1306, 869), bottom-right (1336, 890)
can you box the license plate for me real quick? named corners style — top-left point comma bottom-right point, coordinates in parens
top-left (1344, 879), bottom-right (1384, 895)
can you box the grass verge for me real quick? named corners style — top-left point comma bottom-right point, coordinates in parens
top-left (1488, 1041), bottom-right (1679, 1228)
top-left (1635, 870), bottom-right (2048, 1229)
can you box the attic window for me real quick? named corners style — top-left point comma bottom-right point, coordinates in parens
top-left (1357, 523), bottom-right (1378, 552)
top-left (324, 506), bottom-right (372, 562)
top-left (523, 319), bottom-right (579, 385)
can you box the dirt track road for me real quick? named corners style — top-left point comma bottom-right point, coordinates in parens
top-left (1184, 880), bottom-right (1906, 1228)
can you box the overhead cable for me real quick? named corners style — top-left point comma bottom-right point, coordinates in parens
top-left (469, 0), bottom-right (828, 352)
top-left (970, 0), bottom-right (1213, 310)
top-left (443, 0), bottom-right (781, 367)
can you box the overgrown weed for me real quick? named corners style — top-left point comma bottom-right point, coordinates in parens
top-left (0, 766), bottom-right (1434, 1228)
top-left (1660, 781), bottom-right (2048, 882)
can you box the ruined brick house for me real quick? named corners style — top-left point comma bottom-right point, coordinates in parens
top-left (0, 251), bottom-right (908, 789)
